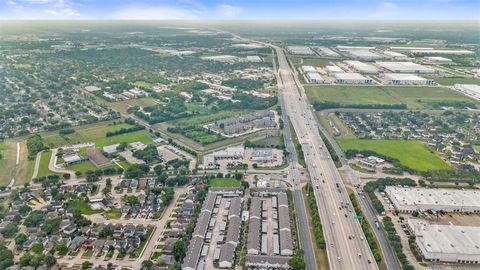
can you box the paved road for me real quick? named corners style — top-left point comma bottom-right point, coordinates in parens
top-left (48, 148), bottom-right (77, 180)
top-left (273, 45), bottom-right (377, 270)
top-left (31, 150), bottom-right (43, 180)
top-left (276, 55), bottom-right (318, 269)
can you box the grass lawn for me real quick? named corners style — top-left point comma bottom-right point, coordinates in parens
top-left (131, 81), bottom-right (153, 89)
top-left (301, 57), bottom-right (331, 67)
top-left (105, 208), bottom-right (122, 219)
top-left (427, 76), bottom-right (480, 85)
top-left (474, 145), bottom-right (480, 154)
top-left (36, 151), bottom-right (61, 178)
top-left (0, 140), bottom-right (16, 186)
top-left (43, 122), bottom-right (134, 148)
top-left (108, 97), bottom-right (160, 114)
top-left (68, 200), bottom-right (103, 215)
top-left (94, 130), bottom-right (153, 147)
top-left (66, 161), bottom-right (97, 174)
top-left (336, 138), bottom-right (450, 171)
top-left (210, 178), bottom-right (242, 188)
top-left (82, 249), bottom-right (93, 258)
top-left (250, 135), bottom-right (284, 148)
top-left (305, 85), bottom-right (477, 109)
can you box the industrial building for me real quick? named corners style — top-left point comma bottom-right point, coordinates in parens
top-left (454, 84), bottom-right (480, 101)
top-left (383, 73), bottom-right (435, 85)
top-left (313, 46), bottom-right (340, 57)
top-left (306, 72), bottom-right (325, 83)
top-left (326, 65), bottom-right (344, 74)
top-left (424, 56), bottom-right (452, 63)
top-left (383, 51), bottom-right (409, 60)
top-left (301, 65), bottom-right (316, 73)
top-left (337, 46), bottom-right (382, 60)
top-left (344, 60), bottom-right (379, 74)
top-left (408, 219), bottom-right (480, 264)
top-left (385, 186), bottom-right (480, 213)
top-left (287, 46), bottom-right (315, 55)
top-left (376, 61), bottom-right (437, 74)
top-left (334, 72), bottom-right (372, 84)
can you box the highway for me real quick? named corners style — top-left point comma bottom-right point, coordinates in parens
top-left (274, 45), bottom-right (378, 270)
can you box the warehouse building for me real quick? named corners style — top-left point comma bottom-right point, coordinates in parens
top-left (301, 65), bottom-right (316, 73)
top-left (454, 84), bottom-right (480, 101)
top-left (383, 51), bottom-right (409, 60)
top-left (335, 72), bottom-right (372, 84)
top-left (376, 61), bottom-right (437, 74)
top-left (385, 186), bottom-right (480, 213)
top-left (383, 73), bottom-right (435, 85)
top-left (344, 60), bottom-right (379, 74)
top-left (287, 46), bottom-right (315, 55)
top-left (306, 72), bottom-right (325, 83)
top-left (408, 219), bottom-right (480, 264)
top-left (313, 46), bottom-right (340, 57)
top-left (424, 56), bottom-right (452, 63)
top-left (326, 65), bottom-right (344, 74)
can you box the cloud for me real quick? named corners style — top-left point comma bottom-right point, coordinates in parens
top-left (381, 2), bottom-right (397, 9)
top-left (215, 4), bottom-right (243, 17)
top-left (112, 5), bottom-right (200, 20)
top-left (45, 7), bottom-right (79, 16)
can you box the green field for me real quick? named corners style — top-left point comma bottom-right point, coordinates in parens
top-left (0, 141), bottom-right (16, 185)
top-left (108, 97), bottom-right (160, 114)
top-left (301, 58), bottom-right (331, 67)
top-left (68, 200), bottom-right (103, 215)
top-left (36, 151), bottom-right (59, 178)
top-left (105, 208), bottom-right (122, 219)
top-left (94, 130), bottom-right (153, 147)
top-left (336, 138), bottom-right (450, 171)
top-left (474, 145), bottom-right (480, 153)
top-left (43, 122), bottom-right (134, 147)
top-left (131, 81), bottom-right (153, 89)
top-left (210, 178), bottom-right (241, 188)
top-left (67, 160), bottom-right (119, 174)
top-left (305, 85), bottom-right (477, 109)
top-left (427, 76), bottom-right (480, 85)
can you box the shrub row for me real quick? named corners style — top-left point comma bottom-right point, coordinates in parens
top-left (305, 183), bottom-right (326, 249)
top-left (383, 216), bottom-right (415, 270)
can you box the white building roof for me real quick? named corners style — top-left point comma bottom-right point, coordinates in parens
top-left (287, 46), bottom-right (315, 55)
top-left (301, 66), bottom-right (316, 73)
top-left (376, 61), bottom-right (436, 73)
top-left (103, 144), bottom-right (120, 154)
top-left (383, 51), bottom-right (408, 58)
top-left (386, 186), bottom-right (480, 211)
top-left (344, 60), bottom-right (379, 73)
top-left (408, 219), bottom-right (480, 261)
top-left (383, 73), bottom-right (429, 81)
top-left (306, 72), bottom-right (324, 82)
top-left (334, 72), bottom-right (368, 80)
top-left (326, 65), bottom-right (344, 73)
top-left (424, 56), bottom-right (452, 62)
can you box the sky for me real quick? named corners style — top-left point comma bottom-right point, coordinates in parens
top-left (0, 0), bottom-right (479, 20)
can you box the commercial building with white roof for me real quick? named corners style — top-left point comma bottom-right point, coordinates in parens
top-left (326, 65), bottom-right (344, 74)
top-left (385, 186), bottom-right (480, 213)
top-left (376, 61), bottom-right (437, 74)
top-left (287, 46), bottom-right (315, 55)
top-left (383, 51), bottom-right (409, 59)
top-left (334, 72), bottom-right (372, 84)
top-left (408, 219), bottom-right (480, 264)
top-left (344, 60), bottom-right (379, 74)
top-left (424, 56), bottom-right (452, 63)
top-left (301, 65), bottom-right (317, 73)
top-left (313, 46), bottom-right (340, 57)
top-left (383, 73), bottom-right (435, 85)
top-left (454, 84), bottom-right (480, 101)
top-left (306, 72), bottom-right (325, 84)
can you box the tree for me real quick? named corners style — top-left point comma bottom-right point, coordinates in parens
top-left (41, 218), bottom-right (61, 235)
top-left (24, 210), bottom-right (44, 227)
top-left (19, 252), bottom-right (34, 267)
top-left (172, 239), bottom-right (186, 262)
top-left (44, 254), bottom-right (57, 267)
top-left (54, 243), bottom-right (68, 256)
top-left (142, 260), bottom-right (154, 270)
top-left (0, 244), bottom-right (14, 269)
top-left (289, 250), bottom-right (306, 270)
top-left (15, 233), bottom-right (28, 248)
top-left (82, 261), bottom-right (92, 269)
top-left (31, 243), bottom-right (44, 254)
top-left (1, 222), bottom-right (19, 238)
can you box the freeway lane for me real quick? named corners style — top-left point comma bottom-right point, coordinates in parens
top-left (274, 45), bottom-right (378, 270)
top-left (276, 50), bottom-right (318, 270)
